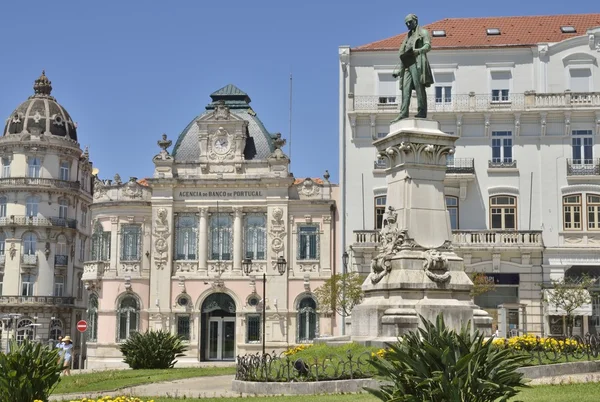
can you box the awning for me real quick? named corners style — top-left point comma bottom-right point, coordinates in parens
top-left (543, 289), bottom-right (593, 316)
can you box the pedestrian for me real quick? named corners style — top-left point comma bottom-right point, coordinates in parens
top-left (55, 336), bottom-right (63, 349)
top-left (61, 336), bottom-right (73, 376)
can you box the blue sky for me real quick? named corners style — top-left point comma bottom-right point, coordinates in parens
top-left (0, 1), bottom-right (597, 184)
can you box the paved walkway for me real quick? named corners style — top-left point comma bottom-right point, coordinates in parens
top-left (50, 371), bottom-right (600, 401)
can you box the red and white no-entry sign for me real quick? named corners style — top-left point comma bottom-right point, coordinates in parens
top-left (76, 320), bottom-right (88, 333)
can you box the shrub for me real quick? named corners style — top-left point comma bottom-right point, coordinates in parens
top-left (119, 330), bottom-right (187, 369)
top-left (0, 339), bottom-right (64, 402)
top-left (366, 314), bottom-right (530, 402)
top-left (492, 334), bottom-right (583, 353)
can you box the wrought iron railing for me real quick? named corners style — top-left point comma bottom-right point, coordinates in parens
top-left (0, 215), bottom-right (77, 229)
top-left (54, 255), bottom-right (68, 266)
top-left (21, 254), bottom-right (38, 265)
top-left (566, 158), bottom-right (600, 176)
top-left (236, 350), bottom-right (375, 382)
top-left (446, 158), bottom-right (475, 174)
top-left (488, 160), bottom-right (517, 168)
top-left (0, 177), bottom-right (80, 190)
top-left (0, 296), bottom-right (75, 306)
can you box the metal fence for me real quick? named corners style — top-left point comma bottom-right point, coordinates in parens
top-left (236, 350), bottom-right (376, 382)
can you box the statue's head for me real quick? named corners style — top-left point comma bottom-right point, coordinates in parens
top-left (405, 14), bottom-right (418, 30)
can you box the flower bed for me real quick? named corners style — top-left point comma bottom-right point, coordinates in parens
top-left (43, 398), bottom-right (156, 402)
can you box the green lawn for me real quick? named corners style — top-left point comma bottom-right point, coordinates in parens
top-left (52, 366), bottom-right (236, 394)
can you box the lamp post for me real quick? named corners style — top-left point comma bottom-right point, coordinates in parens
top-left (243, 256), bottom-right (288, 356)
top-left (341, 251), bottom-right (349, 335)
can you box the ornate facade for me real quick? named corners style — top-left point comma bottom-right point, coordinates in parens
top-left (84, 85), bottom-right (338, 368)
top-left (0, 72), bottom-right (93, 359)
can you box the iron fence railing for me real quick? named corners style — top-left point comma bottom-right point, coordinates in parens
top-left (566, 158), bottom-right (600, 176)
top-left (236, 350), bottom-right (375, 382)
top-left (446, 158), bottom-right (475, 174)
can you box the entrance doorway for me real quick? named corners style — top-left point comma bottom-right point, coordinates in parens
top-left (200, 293), bottom-right (236, 361)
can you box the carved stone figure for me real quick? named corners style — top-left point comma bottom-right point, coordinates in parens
top-left (422, 249), bottom-right (451, 283)
top-left (370, 206), bottom-right (407, 284)
top-left (269, 207), bottom-right (287, 270)
top-left (392, 14), bottom-right (434, 121)
top-left (153, 208), bottom-right (171, 270)
top-left (299, 178), bottom-right (320, 197)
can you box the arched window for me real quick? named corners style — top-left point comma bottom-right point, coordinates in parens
top-left (16, 319), bottom-right (33, 344)
top-left (28, 157), bottom-right (41, 178)
top-left (88, 294), bottom-right (98, 342)
top-left (117, 295), bottom-right (139, 342)
top-left (297, 296), bottom-right (318, 342)
top-left (26, 196), bottom-right (39, 217)
top-left (58, 198), bottom-right (68, 219)
top-left (489, 195), bottom-right (517, 230)
top-left (0, 196), bottom-right (6, 218)
top-left (49, 319), bottom-right (63, 342)
top-left (23, 232), bottom-right (37, 255)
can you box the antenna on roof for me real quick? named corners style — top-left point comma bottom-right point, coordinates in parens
top-left (289, 71), bottom-right (293, 172)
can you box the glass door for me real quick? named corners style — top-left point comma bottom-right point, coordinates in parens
top-left (207, 318), bottom-right (220, 360)
top-left (207, 317), bottom-right (236, 360)
top-left (222, 318), bottom-right (236, 360)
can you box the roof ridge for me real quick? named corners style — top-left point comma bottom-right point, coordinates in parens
top-left (211, 84), bottom-right (248, 97)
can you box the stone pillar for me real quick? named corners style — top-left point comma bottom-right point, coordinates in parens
top-left (233, 207), bottom-right (243, 272)
top-left (198, 207), bottom-right (208, 270)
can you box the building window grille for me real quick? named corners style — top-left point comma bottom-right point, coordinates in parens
top-left (297, 297), bottom-right (318, 342)
top-left (175, 214), bottom-right (197, 260)
top-left (298, 225), bottom-right (319, 260)
top-left (209, 215), bottom-right (232, 260)
top-left (120, 225), bottom-right (141, 261)
top-left (117, 295), bottom-right (139, 342)
top-left (177, 316), bottom-right (191, 341)
top-left (246, 314), bottom-right (261, 343)
top-left (244, 214), bottom-right (266, 260)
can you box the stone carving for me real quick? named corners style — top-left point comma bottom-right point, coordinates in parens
top-left (93, 178), bottom-right (107, 199)
top-left (380, 142), bottom-right (454, 166)
top-left (370, 206), bottom-right (408, 284)
top-left (120, 262), bottom-right (140, 273)
top-left (153, 208), bottom-right (170, 270)
top-left (299, 178), bottom-right (320, 197)
top-left (175, 262), bottom-right (197, 273)
top-left (212, 100), bottom-right (231, 120)
top-left (209, 165), bottom-right (235, 173)
top-left (155, 133), bottom-right (173, 160)
top-left (269, 207), bottom-right (287, 270)
top-left (114, 173), bottom-right (122, 185)
top-left (208, 127), bottom-right (235, 162)
top-left (44, 242), bottom-right (51, 260)
top-left (123, 177), bottom-right (142, 199)
top-left (422, 249), bottom-right (450, 283)
top-left (9, 243), bottom-right (16, 260)
top-left (298, 262), bottom-right (319, 273)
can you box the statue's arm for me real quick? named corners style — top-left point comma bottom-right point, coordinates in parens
top-left (415, 29), bottom-right (432, 55)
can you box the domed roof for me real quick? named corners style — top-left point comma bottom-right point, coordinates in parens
top-left (172, 84), bottom-right (276, 161)
top-left (3, 71), bottom-right (78, 141)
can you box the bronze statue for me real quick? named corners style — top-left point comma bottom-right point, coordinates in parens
top-left (392, 14), bottom-right (434, 122)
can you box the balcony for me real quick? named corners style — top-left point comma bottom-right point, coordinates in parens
top-left (54, 254), bottom-right (68, 266)
top-left (0, 177), bottom-right (80, 191)
top-left (83, 261), bottom-right (108, 282)
top-left (21, 254), bottom-right (38, 266)
top-left (488, 160), bottom-right (517, 169)
top-left (0, 215), bottom-right (77, 229)
top-left (567, 159), bottom-right (600, 176)
top-left (447, 158), bottom-right (475, 174)
top-left (352, 229), bottom-right (543, 250)
top-left (351, 92), bottom-right (600, 113)
top-left (0, 295), bottom-right (75, 306)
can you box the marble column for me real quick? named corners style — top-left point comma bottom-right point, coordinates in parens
top-left (198, 208), bottom-right (208, 270)
top-left (233, 207), bottom-right (243, 272)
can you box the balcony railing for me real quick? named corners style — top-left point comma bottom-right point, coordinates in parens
top-left (0, 177), bottom-right (80, 190)
top-left (0, 215), bottom-right (77, 229)
top-left (54, 254), bottom-right (68, 266)
top-left (21, 254), bottom-right (38, 265)
top-left (447, 158), bottom-right (475, 174)
top-left (566, 159), bottom-right (600, 176)
top-left (83, 261), bottom-right (108, 281)
top-left (0, 296), bottom-right (75, 306)
top-left (352, 229), bottom-right (543, 248)
top-left (488, 160), bottom-right (517, 169)
top-left (352, 92), bottom-right (600, 112)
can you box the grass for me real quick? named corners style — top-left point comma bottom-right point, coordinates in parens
top-left (54, 383), bottom-right (600, 401)
top-left (52, 366), bottom-right (236, 394)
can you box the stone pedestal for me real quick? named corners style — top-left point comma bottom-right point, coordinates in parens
top-left (350, 119), bottom-right (491, 342)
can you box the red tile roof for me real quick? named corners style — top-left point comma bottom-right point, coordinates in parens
top-left (137, 178), bottom-right (149, 187)
top-left (354, 14), bottom-right (600, 51)
top-left (294, 178), bottom-right (324, 185)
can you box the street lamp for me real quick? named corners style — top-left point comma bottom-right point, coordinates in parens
top-left (243, 256), bottom-right (288, 355)
top-left (341, 251), bottom-right (349, 335)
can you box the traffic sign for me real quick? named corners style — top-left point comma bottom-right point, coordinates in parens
top-left (76, 320), bottom-right (88, 333)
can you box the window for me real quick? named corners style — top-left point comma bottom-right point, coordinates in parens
top-left (91, 221), bottom-right (111, 261)
top-left (569, 68), bottom-right (591, 93)
top-left (1, 157), bottom-right (10, 178)
top-left (56, 234), bottom-right (68, 258)
top-left (23, 232), bottom-right (37, 255)
top-left (81, 207), bottom-right (87, 228)
top-left (117, 295), bottom-right (139, 341)
top-left (79, 237), bottom-right (86, 261)
top-left (120, 225), bottom-right (141, 261)
top-left (28, 157), bottom-right (41, 178)
top-left (446, 196), bottom-right (459, 230)
top-left (491, 131), bottom-right (513, 164)
top-left (490, 71), bottom-right (511, 101)
top-left (177, 316), bottom-right (191, 341)
top-left (58, 198), bottom-right (68, 219)
top-left (297, 297), bottom-right (318, 342)
top-left (59, 161), bottom-right (70, 181)
top-left (588, 194), bottom-right (600, 230)
top-left (88, 295), bottom-right (98, 342)
top-left (298, 225), bottom-right (319, 260)
top-left (210, 214), bottom-right (232, 260)
top-left (490, 196), bottom-right (517, 229)
top-left (435, 86), bottom-right (452, 104)
top-left (26, 196), bottom-right (39, 217)
top-left (21, 274), bottom-right (34, 296)
top-left (54, 275), bottom-right (64, 297)
top-left (376, 132), bottom-right (387, 139)
top-left (0, 232), bottom-right (4, 257)
top-left (175, 214), bottom-right (197, 260)
top-left (572, 130), bottom-right (593, 165)
top-left (16, 319), bottom-right (33, 344)
top-left (77, 272), bottom-right (83, 299)
top-left (0, 196), bottom-right (6, 218)
top-left (0, 273), bottom-right (3, 295)
top-left (49, 319), bottom-right (63, 342)
top-left (244, 214), bottom-right (266, 260)
top-left (563, 194), bottom-right (582, 230)
top-left (246, 314), bottom-right (261, 343)
top-left (378, 73), bottom-right (397, 104)
top-left (375, 196), bottom-right (387, 229)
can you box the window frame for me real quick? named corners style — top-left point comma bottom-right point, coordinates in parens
top-left (297, 224), bottom-right (320, 261)
top-left (175, 213), bottom-right (198, 261)
top-left (26, 195), bottom-right (39, 217)
top-left (23, 232), bottom-right (37, 255)
top-left (246, 314), bottom-right (261, 343)
top-left (0, 196), bottom-right (7, 218)
top-left (120, 224), bottom-right (141, 261)
top-left (244, 213), bottom-right (267, 260)
top-left (91, 221), bottom-right (111, 261)
top-left (491, 131), bottom-right (513, 164)
top-left (21, 274), bottom-right (35, 296)
top-left (1, 157), bottom-right (10, 178)
top-left (571, 130), bottom-right (594, 165)
top-left (297, 296), bottom-right (318, 343)
top-left (209, 214), bottom-right (232, 261)
top-left (58, 198), bottom-right (68, 219)
top-left (53, 275), bottom-right (64, 297)
top-left (374, 196), bottom-right (387, 230)
top-left (587, 194), bottom-right (600, 231)
top-left (27, 157), bottom-right (41, 178)
top-left (59, 161), bottom-right (70, 181)
top-left (88, 294), bottom-right (99, 342)
top-left (117, 295), bottom-right (140, 342)
top-left (563, 194), bottom-right (583, 231)
top-left (489, 195), bottom-right (517, 230)
top-left (445, 195), bottom-right (459, 230)
top-left (176, 315), bottom-right (191, 341)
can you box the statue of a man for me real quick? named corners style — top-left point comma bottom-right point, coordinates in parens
top-left (392, 14), bottom-right (434, 122)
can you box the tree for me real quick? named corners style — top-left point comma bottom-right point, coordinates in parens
top-left (469, 272), bottom-right (496, 298)
top-left (545, 275), bottom-right (596, 336)
top-left (314, 272), bottom-right (364, 317)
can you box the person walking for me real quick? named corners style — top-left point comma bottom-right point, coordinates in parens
top-left (60, 336), bottom-right (73, 376)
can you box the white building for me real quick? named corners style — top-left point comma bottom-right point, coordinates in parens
top-left (0, 72), bottom-right (93, 358)
top-left (339, 14), bottom-right (600, 337)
